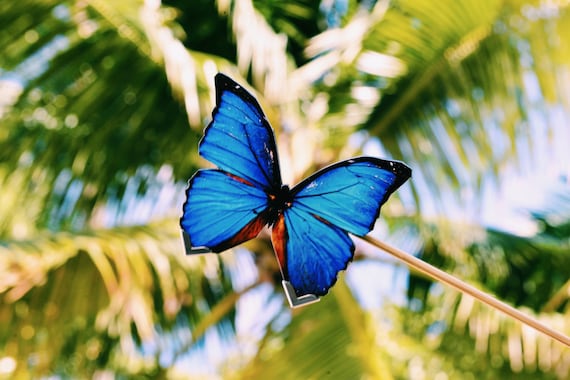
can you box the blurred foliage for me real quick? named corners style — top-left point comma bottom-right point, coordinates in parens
top-left (0, 221), bottom-right (240, 376)
top-left (403, 184), bottom-right (570, 378)
top-left (0, 0), bottom-right (569, 378)
top-left (238, 281), bottom-right (393, 379)
top-left (0, 0), bottom-right (198, 237)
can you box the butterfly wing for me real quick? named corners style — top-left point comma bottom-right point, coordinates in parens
top-left (272, 157), bottom-right (411, 296)
top-left (180, 74), bottom-right (282, 253)
top-left (199, 73), bottom-right (282, 189)
top-left (181, 169), bottom-right (269, 253)
top-left (272, 209), bottom-right (355, 297)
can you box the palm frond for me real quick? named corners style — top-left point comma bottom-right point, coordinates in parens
top-left (436, 288), bottom-right (570, 378)
top-left (390, 303), bottom-right (565, 379)
top-left (0, 0), bottom-right (202, 236)
top-left (400, 182), bottom-right (570, 375)
top-left (140, 0), bottom-right (241, 128)
top-left (237, 280), bottom-right (393, 379)
top-left (0, 220), bottom-right (244, 376)
top-left (298, 0), bottom-right (570, 206)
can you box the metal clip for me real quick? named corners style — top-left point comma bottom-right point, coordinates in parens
top-left (282, 281), bottom-right (320, 308)
top-left (181, 230), bottom-right (211, 254)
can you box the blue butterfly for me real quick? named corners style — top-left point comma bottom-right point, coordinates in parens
top-left (181, 73), bottom-right (411, 307)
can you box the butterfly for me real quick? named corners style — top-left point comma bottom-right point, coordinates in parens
top-left (180, 73), bottom-right (411, 307)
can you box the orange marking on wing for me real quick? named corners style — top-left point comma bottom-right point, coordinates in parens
top-left (211, 214), bottom-right (267, 253)
top-left (271, 215), bottom-right (289, 280)
top-left (225, 172), bottom-right (255, 186)
top-left (311, 213), bottom-right (333, 226)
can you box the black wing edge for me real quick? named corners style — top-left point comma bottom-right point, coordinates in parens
top-left (214, 73), bottom-right (265, 116)
top-left (291, 156), bottom-right (412, 196)
top-left (179, 171), bottom-right (212, 255)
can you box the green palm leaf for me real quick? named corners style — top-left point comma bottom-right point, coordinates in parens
top-left (0, 220), bottom-right (245, 377)
top-left (402, 183), bottom-right (570, 377)
top-left (238, 281), bottom-right (393, 379)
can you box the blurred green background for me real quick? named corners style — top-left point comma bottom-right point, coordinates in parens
top-left (1, 0), bottom-right (570, 378)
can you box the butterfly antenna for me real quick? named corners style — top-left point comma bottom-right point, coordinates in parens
top-left (359, 234), bottom-right (570, 347)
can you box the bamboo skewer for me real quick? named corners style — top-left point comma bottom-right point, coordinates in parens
top-left (359, 234), bottom-right (570, 347)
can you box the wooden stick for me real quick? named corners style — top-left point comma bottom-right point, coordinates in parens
top-left (359, 235), bottom-right (570, 347)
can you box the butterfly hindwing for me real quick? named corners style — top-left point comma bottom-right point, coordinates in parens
top-left (273, 157), bottom-right (411, 296)
top-left (272, 209), bottom-right (354, 297)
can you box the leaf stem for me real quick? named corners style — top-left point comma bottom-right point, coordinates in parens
top-left (359, 235), bottom-right (570, 347)
top-left (542, 279), bottom-right (570, 313)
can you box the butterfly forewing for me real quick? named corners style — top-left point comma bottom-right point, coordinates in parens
top-left (292, 158), bottom-right (411, 235)
top-left (199, 74), bottom-right (282, 190)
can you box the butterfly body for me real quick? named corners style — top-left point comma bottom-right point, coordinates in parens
top-left (181, 73), bottom-right (411, 305)
top-left (266, 184), bottom-right (293, 219)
